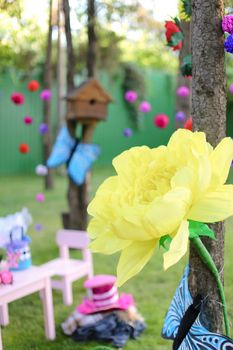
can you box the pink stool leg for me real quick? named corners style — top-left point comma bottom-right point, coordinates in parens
top-left (62, 277), bottom-right (73, 306)
top-left (0, 305), bottom-right (9, 326)
top-left (40, 277), bottom-right (56, 340)
top-left (0, 326), bottom-right (3, 350)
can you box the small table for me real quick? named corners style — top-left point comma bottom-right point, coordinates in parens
top-left (0, 266), bottom-right (55, 349)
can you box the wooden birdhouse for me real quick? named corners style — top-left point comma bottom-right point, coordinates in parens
top-left (66, 78), bottom-right (112, 124)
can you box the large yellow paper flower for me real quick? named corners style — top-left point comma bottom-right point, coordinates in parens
top-left (87, 129), bottom-right (233, 286)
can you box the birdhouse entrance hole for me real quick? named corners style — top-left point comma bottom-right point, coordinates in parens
top-left (89, 99), bottom-right (96, 105)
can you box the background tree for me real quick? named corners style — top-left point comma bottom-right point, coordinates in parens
top-left (189, 0), bottom-right (226, 333)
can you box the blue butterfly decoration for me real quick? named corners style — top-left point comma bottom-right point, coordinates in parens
top-left (162, 266), bottom-right (233, 350)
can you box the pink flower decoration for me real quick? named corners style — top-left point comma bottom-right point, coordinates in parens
top-left (176, 86), bottom-right (190, 97)
top-left (139, 101), bottom-right (151, 113)
top-left (40, 89), bottom-right (52, 101)
top-left (153, 114), bottom-right (169, 129)
top-left (24, 116), bottom-right (33, 125)
top-left (124, 90), bottom-right (138, 103)
top-left (35, 193), bottom-right (45, 202)
top-left (11, 92), bottom-right (24, 105)
top-left (229, 84), bottom-right (233, 95)
top-left (0, 270), bottom-right (13, 285)
top-left (222, 15), bottom-right (233, 34)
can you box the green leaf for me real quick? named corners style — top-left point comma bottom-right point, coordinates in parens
top-left (159, 235), bottom-right (172, 251)
top-left (182, 0), bottom-right (192, 17)
top-left (188, 220), bottom-right (216, 240)
top-left (168, 31), bottom-right (184, 47)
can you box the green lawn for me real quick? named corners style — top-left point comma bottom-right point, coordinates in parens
top-left (0, 167), bottom-right (233, 350)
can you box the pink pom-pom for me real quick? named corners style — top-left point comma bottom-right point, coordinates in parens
top-left (24, 116), bottom-right (33, 125)
top-left (176, 86), bottom-right (190, 97)
top-left (153, 114), bottom-right (169, 128)
top-left (222, 15), bottom-right (233, 34)
top-left (35, 193), bottom-right (45, 202)
top-left (139, 101), bottom-right (151, 113)
top-left (124, 90), bottom-right (138, 103)
top-left (40, 89), bottom-right (52, 101)
top-left (11, 92), bottom-right (24, 105)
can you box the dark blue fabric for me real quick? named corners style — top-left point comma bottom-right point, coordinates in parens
top-left (71, 312), bottom-right (146, 348)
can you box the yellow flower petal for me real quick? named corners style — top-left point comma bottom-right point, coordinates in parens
top-left (90, 232), bottom-right (131, 255)
top-left (163, 220), bottom-right (189, 270)
top-left (116, 240), bottom-right (158, 286)
top-left (188, 185), bottom-right (233, 222)
top-left (146, 187), bottom-right (191, 236)
top-left (210, 137), bottom-right (233, 186)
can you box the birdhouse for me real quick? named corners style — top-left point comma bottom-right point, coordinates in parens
top-left (65, 78), bottom-right (112, 124)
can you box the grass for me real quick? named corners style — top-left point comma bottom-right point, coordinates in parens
top-left (0, 167), bottom-right (233, 350)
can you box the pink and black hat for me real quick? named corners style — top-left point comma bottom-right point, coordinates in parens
top-left (77, 275), bottom-right (134, 315)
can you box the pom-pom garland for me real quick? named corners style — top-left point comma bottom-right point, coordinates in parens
top-left (24, 116), bottom-right (33, 125)
top-left (19, 143), bottom-right (30, 154)
top-left (176, 86), bottom-right (190, 97)
top-left (27, 80), bottom-right (40, 92)
top-left (40, 89), bottom-right (52, 101)
top-left (123, 128), bottom-right (133, 137)
top-left (139, 101), bottom-right (151, 113)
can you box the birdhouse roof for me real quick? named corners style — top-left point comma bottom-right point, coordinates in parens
top-left (66, 78), bottom-right (113, 103)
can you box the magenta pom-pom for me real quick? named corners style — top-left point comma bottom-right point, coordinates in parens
top-left (124, 90), bottom-right (138, 103)
top-left (40, 89), bottom-right (52, 101)
top-left (176, 86), bottom-right (190, 97)
top-left (139, 101), bottom-right (151, 113)
top-left (11, 92), bottom-right (24, 105)
top-left (24, 116), bottom-right (33, 125)
top-left (35, 193), bottom-right (45, 202)
top-left (222, 15), bottom-right (233, 34)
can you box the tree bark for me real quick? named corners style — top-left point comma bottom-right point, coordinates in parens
top-left (63, 0), bottom-right (75, 91)
top-left (175, 21), bottom-right (191, 129)
top-left (43, 0), bottom-right (54, 190)
top-left (87, 0), bottom-right (97, 78)
top-left (189, 0), bottom-right (226, 333)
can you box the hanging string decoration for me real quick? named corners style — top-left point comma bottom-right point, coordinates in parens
top-left (181, 55), bottom-right (192, 77)
top-left (165, 18), bottom-right (184, 51)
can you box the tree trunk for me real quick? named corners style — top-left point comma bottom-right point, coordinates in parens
top-left (87, 0), bottom-right (97, 78)
top-left (43, 0), bottom-right (54, 190)
top-left (175, 21), bottom-right (191, 129)
top-left (63, 0), bottom-right (75, 91)
top-left (189, 0), bottom-right (226, 333)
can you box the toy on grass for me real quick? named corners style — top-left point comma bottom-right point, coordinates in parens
top-left (123, 128), bottom-right (133, 137)
top-left (139, 101), bottom-right (151, 113)
top-left (40, 89), bottom-right (52, 101)
top-left (11, 92), bottom-right (24, 105)
top-left (165, 19), bottom-right (184, 51)
top-left (176, 86), bottom-right (190, 97)
top-left (222, 15), bottom-right (233, 34)
top-left (124, 90), bottom-right (138, 103)
top-left (39, 123), bottom-right (49, 135)
top-left (27, 80), bottom-right (40, 92)
top-left (6, 227), bottom-right (32, 271)
top-left (183, 117), bottom-right (192, 130)
top-left (23, 116), bottom-right (33, 125)
top-left (19, 143), bottom-right (30, 154)
top-left (35, 193), bottom-right (45, 202)
top-left (153, 114), bottom-right (169, 128)
top-left (35, 164), bottom-right (48, 176)
top-left (175, 111), bottom-right (186, 122)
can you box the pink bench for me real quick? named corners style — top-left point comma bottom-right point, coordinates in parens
top-left (42, 229), bottom-right (93, 305)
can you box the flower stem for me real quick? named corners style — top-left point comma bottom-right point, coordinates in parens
top-left (191, 236), bottom-right (230, 337)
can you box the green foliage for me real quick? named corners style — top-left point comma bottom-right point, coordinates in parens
top-left (159, 235), bottom-right (172, 251)
top-left (182, 0), bottom-right (192, 17)
top-left (188, 220), bottom-right (216, 240)
top-left (181, 54), bottom-right (192, 77)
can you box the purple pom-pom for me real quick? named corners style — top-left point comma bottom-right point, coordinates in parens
top-left (124, 90), bottom-right (138, 103)
top-left (40, 89), bottom-right (52, 101)
top-left (123, 128), bottom-right (133, 137)
top-left (224, 34), bottom-right (233, 54)
top-left (34, 223), bottom-right (43, 231)
top-left (175, 111), bottom-right (186, 122)
top-left (39, 123), bottom-right (49, 135)
top-left (222, 15), bottom-right (233, 34)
